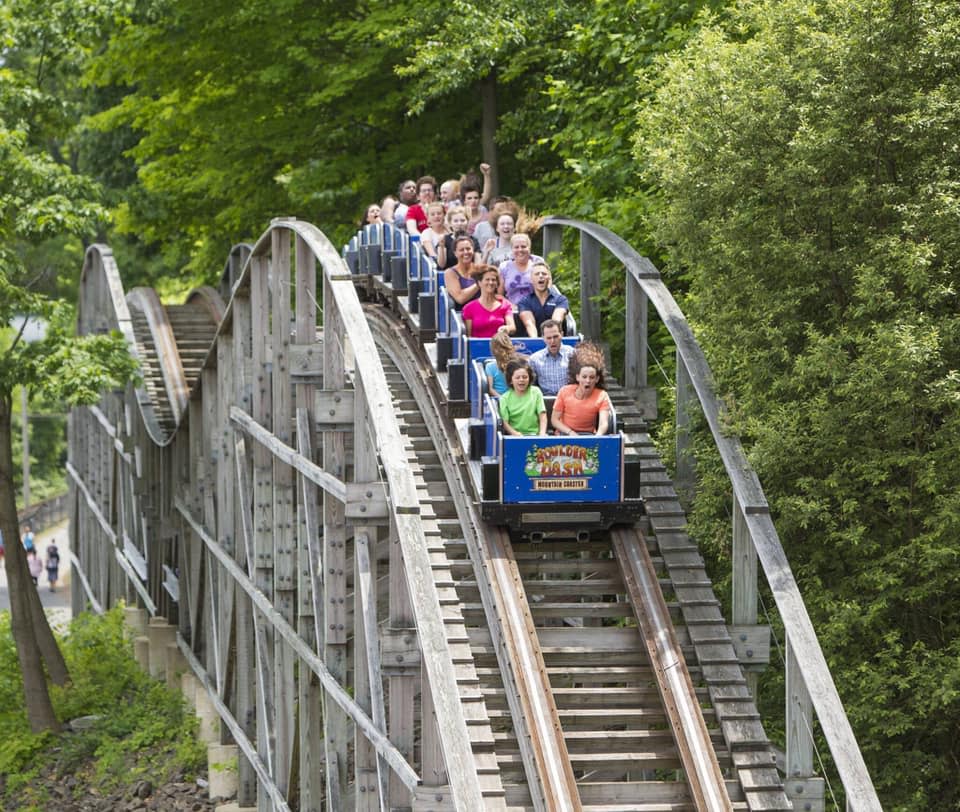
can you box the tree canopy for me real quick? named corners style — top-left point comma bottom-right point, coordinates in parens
top-left (639, 0), bottom-right (960, 805)
top-left (1, 0), bottom-right (140, 733)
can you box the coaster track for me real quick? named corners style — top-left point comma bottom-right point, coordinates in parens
top-left (67, 219), bottom-right (881, 811)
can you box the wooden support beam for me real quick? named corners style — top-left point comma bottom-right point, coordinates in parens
top-left (230, 406), bottom-right (347, 502)
top-left (230, 291), bottom-right (259, 807)
top-left (353, 375), bottom-right (389, 811)
top-left (66, 461), bottom-right (156, 615)
top-left (579, 230), bottom-right (601, 340)
top-left (322, 272), bottom-right (351, 805)
top-left (293, 233), bottom-right (323, 812)
top-left (174, 496), bottom-right (420, 790)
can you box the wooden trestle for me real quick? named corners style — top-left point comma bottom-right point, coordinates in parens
top-left (67, 218), bottom-right (876, 811)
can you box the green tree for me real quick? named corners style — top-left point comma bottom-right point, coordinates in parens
top-left (638, 0), bottom-right (960, 805)
top-left (1, 1), bottom-right (141, 733)
top-left (87, 0), bottom-right (493, 284)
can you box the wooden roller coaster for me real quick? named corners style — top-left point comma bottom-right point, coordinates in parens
top-left (68, 217), bottom-right (881, 811)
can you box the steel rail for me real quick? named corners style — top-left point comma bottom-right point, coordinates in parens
top-left (612, 527), bottom-right (732, 812)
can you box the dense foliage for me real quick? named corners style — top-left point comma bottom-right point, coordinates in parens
top-left (0, 608), bottom-right (205, 809)
top-left (639, 0), bottom-right (960, 806)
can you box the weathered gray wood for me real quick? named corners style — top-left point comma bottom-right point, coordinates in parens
top-left (675, 355), bottom-right (695, 505)
top-left (250, 250), bottom-right (277, 812)
top-left (786, 636), bottom-right (814, 780)
top-left (355, 531), bottom-right (387, 811)
top-left (230, 406), bottom-right (347, 501)
top-left (624, 274), bottom-right (648, 391)
top-left (322, 271), bottom-right (351, 806)
top-left (727, 625), bottom-right (771, 667)
top-left (66, 462), bottom-right (156, 614)
top-left (732, 497), bottom-right (760, 697)
top-left (231, 290), bottom-right (259, 806)
top-left (547, 215), bottom-right (880, 811)
top-left (579, 230), bottom-right (601, 340)
top-left (234, 437), bottom-right (275, 777)
top-left (174, 495), bottom-right (420, 789)
top-left (270, 228), bottom-right (296, 799)
top-left (388, 515), bottom-right (416, 806)
top-left (216, 334), bottom-right (237, 701)
top-left (293, 232), bottom-right (323, 812)
top-left (542, 222), bottom-right (562, 264)
top-left (352, 376), bottom-right (388, 811)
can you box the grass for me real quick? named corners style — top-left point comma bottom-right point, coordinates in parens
top-left (0, 606), bottom-right (206, 811)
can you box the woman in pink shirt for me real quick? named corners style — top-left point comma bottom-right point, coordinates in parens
top-left (462, 266), bottom-right (516, 338)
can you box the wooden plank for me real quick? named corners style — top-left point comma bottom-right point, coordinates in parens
top-left (786, 636), bottom-right (815, 778)
top-left (353, 374), bottom-right (388, 810)
top-left (314, 388), bottom-right (355, 424)
top-left (293, 233), bottom-right (325, 812)
top-left (230, 406), bottom-right (347, 501)
top-left (388, 515), bottom-right (416, 806)
top-left (234, 437), bottom-right (275, 776)
top-left (249, 250), bottom-right (277, 809)
top-left (175, 495), bottom-right (419, 789)
top-left (728, 625), bottom-right (771, 667)
top-left (271, 227), bottom-right (296, 798)
top-left (322, 272), bottom-right (350, 805)
top-left (230, 290), bottom-right (258, 806)
top-left (579, 230), bottom-right (601, 340)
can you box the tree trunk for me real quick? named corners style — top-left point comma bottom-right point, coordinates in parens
top-left (0, 394), bottom-right (63, 732)
top-left (479, 70), bottom-right (499, 199)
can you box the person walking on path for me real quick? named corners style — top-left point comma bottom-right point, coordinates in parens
top-left (22, 524), bottom-right (35, 554)
top-left (27, 550), bottom-right (43, 586)
top-left (46, 541), bottom-right (61, 592)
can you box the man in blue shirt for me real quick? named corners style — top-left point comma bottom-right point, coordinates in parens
top-left (530, 320), bottom-right (574, 396)
top-left (518, 263), bottom-right (570, 338)
top-left (22, 524), bottom-right (35, 553)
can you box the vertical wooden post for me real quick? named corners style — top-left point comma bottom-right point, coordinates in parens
top-left (186, 397), bottom-right (205, 658)
top-left (786, 635), bottom-right (815, 780)
top-left (353, 378), bottom-right (387, 810)
top-left (542, 222), bottom-right (562, 263)
top-left (250, 251), bottom-right (276, 812)
top-left (579, 231), bottom-right (601, 340)
top-left (624, 274), bottom-right (648, 391)
top-left (294, 235), bottom-right (323, 812)
top-left (201, 366), bottom-right (221, 694)
top-left (215, 336), bottom-right (237, 703)
top-left (322, 273), bottom-right (350, 807)
top-left (388, 515), bottom-right (415, 805)
top-left (231, 290), bottom-right (259, 807)
top-left (271, 228), bottom-right (296, 798)
top-left (731, 498), bottom-right (759, 699)
top-left (675, 354), bottom-right (695, 505)
top-left (420, 667), bottom-right (446, 789)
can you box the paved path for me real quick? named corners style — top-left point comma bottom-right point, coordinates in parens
top-left (0, 518), bottom-right (72, 632)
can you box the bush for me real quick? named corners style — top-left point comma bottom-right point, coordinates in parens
top-left (0, 606), bottom-right (205, 807)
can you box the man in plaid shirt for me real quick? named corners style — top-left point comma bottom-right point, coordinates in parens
top-left (529, 320), bottom-right (574, 396)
